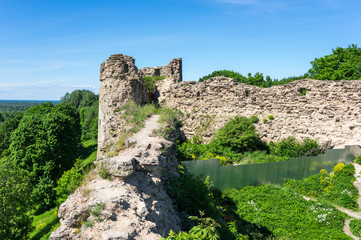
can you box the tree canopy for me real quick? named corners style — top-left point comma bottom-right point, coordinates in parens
top-left (308, 44), bottom-right (361, 80)
top-left (199, 44), bottom-right (360, 86)
top-left (0, 157), bottom-right (32, 240)
top-left (9, 103), bottom-right (81, 210)
top-left (61, 90), bottom-right (99, 141)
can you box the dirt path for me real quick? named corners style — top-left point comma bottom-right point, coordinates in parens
top-left (119, 114), bottom-right (161, 159)
top-left (344, 219), bottom-right (359, 240)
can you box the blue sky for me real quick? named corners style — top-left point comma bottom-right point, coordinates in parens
top-left (0, 0), bottom-right (360, 100)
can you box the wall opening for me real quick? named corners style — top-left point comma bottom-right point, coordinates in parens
top-left (154, 68), bottom-right (160, 76)
top-left (299, 88), bottom-right (307, 96)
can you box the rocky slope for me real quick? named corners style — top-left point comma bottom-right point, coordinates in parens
top-left (50, 115), bottom-right (181, 240)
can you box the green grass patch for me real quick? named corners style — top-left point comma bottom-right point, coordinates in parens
top-left (76, 139), bottom-right (98, 171)
top-left (350, 219), bottom-right (361, 237)
top-left (118, 101), bottom-right (158, 133)
top-left (223, 185), bottom-right (350, 239)
top-left (285, 163), bottom-right (358, 209)
top-left (29, 207), bottom-right (60, 240)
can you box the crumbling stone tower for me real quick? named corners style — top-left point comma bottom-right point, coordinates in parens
top-left (97, 54), bottom-right (182, 159)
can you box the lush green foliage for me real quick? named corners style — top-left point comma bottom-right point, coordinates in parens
top-left (165, 166), bottom-right (248, 239)
top-left (55, 167), bottom-right (83, 205)
top-left (198, 69), bottom-right (307, 87)
top-left (237, 150), bottom-right (288, 164)
top-left (223, 185), bottom-right (350, 239)
top-left (29, 207), bottom-right (59, 240)
top-left (61, 90), bottom-right (99, 141)
top-left (269, 136), bottom-right (319, 158)
top-left (350, 219), bottom-right (361, 237)
top-left (143, 75), bottom-right (166, 92)
top-left (210, 116), bottom-right (267, 154)
top-left (285, 163), bottom-right (358, 209)
top-left (9, 103), bottom-right (81, 210)
top-left (199, 44), bottom-right (361, 87)
top-left (79, 100), bottom-right (98, 141)
top-left (0, 112), bottom-right (23, 156)
top-left (0, 157), bottom-right (33, 240)
top-left (308, 44), bottom-right (361, 80)
top-left (178, 116), bottom-right (319, 165)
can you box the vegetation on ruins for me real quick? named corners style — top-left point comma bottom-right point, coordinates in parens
top-left (177, 116), bottom-right (319, 165)
top-left (199, 44), bottom-right (361, 86)
top-left (143, 75), bottom-right (166, 92)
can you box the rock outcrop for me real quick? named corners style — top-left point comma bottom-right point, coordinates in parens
top-left (51, 116), bottom-right (181, 240)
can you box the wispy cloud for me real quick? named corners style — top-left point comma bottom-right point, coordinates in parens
top-left (212, 0), bottom-right (286, 13)
top-left (215, 0), bottom-right (258, 5)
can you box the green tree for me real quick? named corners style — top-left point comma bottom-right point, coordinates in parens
top-left (61, 89), bottom-right (98, 109)
top-left (9, 103), bottom-right (81, 210)
top-left (308, 44), bottom-right (361, 80)
top-left (61, 90), bottom-right (99, 140)
top-left (0, 113), bottom-right (23, 156)
top-left (0, 157), bottom-right (32, 240)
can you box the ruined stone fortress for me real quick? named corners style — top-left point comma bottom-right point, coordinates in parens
top-left (51, 54), bottom-right (361, 240)
top-left (98, 54), bottom-right (361, 159)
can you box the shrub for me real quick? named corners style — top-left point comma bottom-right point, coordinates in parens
top-left (210, 116), bottom-right (267, 154)
top-left (249, 115), bottom-right (259, 123)
top-left (268, 115), bottom-right (274, 120)
top-left (99, 163), bottom-right (112, 180)
top-left (263, 118), bottom-right (268, 124)
top-left (269, 136), bottom-right (319, 158)
top-left (236, 151), bottom-right (288, 165)
top-left (55, 167), bottom-right (83, 205)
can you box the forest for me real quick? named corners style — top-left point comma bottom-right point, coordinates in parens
top-left (0, 90), bottom-right (98, 240)
top-left (1, 44), bottom-right (361, 240)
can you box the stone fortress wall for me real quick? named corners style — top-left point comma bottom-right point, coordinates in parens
top-left (98, 54), bottom-right (361, 160)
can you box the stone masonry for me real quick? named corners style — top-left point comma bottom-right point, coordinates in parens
top-left (160, 77), bottom-right (361, 147)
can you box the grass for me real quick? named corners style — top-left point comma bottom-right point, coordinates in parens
top-left (75, 139), bottom-right (98, 172)
top-left (29, 207), bottom-right (60, 240)
top-left (350, 219), bottom-right (361, 237)
top-left (223, 185), bottom-right (350, 239)
top-left (285, 163), bottom-right (358, 210)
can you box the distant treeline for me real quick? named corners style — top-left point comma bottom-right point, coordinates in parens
top-left (0, 100), bottom-right (60, 125)
top-left (199, 44), bottom-right (361, 87)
